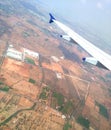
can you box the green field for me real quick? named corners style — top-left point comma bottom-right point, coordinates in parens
top-left (61, 101), bottom-right (73, 114)
top-left (77, 116), bottom-right (90, 129)
top-left (39, 91), bottom-right (47, 100)
top-left (0, 81), bottom-right (3, 85)
top-left (29, 78), bottom-right (36, 84)
top-left (95, 101), bottom-right (109, 119)
top-left (0, 86), bottom-right (10, 92)
top-left (63, 122), bottom-right (72, 130)
top-left (52, 92), bottom-right (74, 115)
top-left (25, 57), bottom-right (35, 65)
top-left (39, 87), bottom-right (50, 100)
top-left (53, 92), bottom-right (64, 106)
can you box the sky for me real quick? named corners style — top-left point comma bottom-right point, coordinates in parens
top-left (39, 0), bottom-right (111, 52)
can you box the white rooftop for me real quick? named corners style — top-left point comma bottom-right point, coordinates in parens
top-left (6, 48), bottom-right (23, 61)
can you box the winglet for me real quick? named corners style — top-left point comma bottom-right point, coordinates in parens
top-left (49, 13), bottom-right (56, 23)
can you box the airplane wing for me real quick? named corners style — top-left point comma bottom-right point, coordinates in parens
top-left (49, 13), bottom-right (111, 70)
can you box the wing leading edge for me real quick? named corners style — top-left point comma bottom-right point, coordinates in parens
top-left (49, 13), bottom-right (111, 71)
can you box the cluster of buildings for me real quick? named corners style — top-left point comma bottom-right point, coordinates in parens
top-left (6, 45), bottom-right (39, 62)
top-left (6, 47), bottom-right (23, 61)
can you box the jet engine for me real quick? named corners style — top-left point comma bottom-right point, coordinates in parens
top-left (60, 35), bottom-right (71, 41)
top-left (60, 35), bottom-right (77, 43)
top-left (82, 57), bottom-right (108, 70)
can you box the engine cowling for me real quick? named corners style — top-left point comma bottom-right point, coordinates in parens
top-left (82, 57), bottom-right (108, 70)
top-left (60, 35), bottom-right (77, 43)
top-left (60, 35), bottom-right (71, 41)
top-left (82, 57), bottom-right (98, 65)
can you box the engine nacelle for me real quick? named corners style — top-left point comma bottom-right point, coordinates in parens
top-left (82, 57), bottom-right (108, 70)
top-left (60, 35), bottom-right (71, 41)
top-left (82, 57), bottom-right (98, 65)
top-left (60, 35), bottom-right (77, 43)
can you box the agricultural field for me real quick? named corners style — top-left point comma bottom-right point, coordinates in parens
top-left (0, 0), bottom-right (111, 130)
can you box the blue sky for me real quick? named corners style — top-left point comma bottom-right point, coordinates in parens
top-left (40, 0), bottom-right (111, 51)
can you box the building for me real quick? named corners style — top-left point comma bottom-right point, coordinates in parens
top-left (56, 72), bottom-right (62, 79)
top-left (23, 48), bottom-right (39, 60)
top-left (6, 45), bottom-right (39, 62)
top-left (6, 48), bottom-right (23, 61)
top-left (51, 56), bottom-right (60, 62)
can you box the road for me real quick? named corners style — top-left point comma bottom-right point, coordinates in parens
top-left (64, 73), bottom-right (90, 101)
top-left (0, 42), bottom-right (8, 73)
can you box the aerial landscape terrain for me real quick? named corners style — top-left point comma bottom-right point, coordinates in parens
top-left (0, 0), bottom-right (111, 130)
